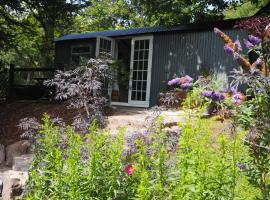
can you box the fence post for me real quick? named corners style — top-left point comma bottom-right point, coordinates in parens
top-left (8, 64), bottom-right (15, 102)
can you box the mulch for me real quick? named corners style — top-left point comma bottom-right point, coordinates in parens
top-left (0, 101), bottom-right (114, 146)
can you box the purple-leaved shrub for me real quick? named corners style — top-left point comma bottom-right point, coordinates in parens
top-left (19, 55), bottom-right (113, 141)
top-left (44, 55), bottom-right (112, 130)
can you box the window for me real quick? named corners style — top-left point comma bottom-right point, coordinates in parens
top-left (99, 38), bottom-right (112, 54)
top-left (71, 45), bottom-right (92, 66)
top-left (96, 37), bottom-right (113, 57)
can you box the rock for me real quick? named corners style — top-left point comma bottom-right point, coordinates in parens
top-left (163, 126), bottom-right (181, 136)
top-left (5, 140), bottom-right (31, 167)
top-left (13, 154), bottom-right (32, 172)
top-left (0, 144), bottom-right (4, 165)
top-left (0, 179), bottom-right (3, 197)
top-left (11, 177), bottom-right (23, 197)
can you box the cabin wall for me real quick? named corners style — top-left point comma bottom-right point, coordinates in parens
top-left (55, 38), bottom-right (96, 67)
top-left (149, 29), bottom-right (248, 106)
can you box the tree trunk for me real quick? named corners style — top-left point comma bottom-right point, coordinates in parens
top-left (40, 22), bottom-right (55, 68)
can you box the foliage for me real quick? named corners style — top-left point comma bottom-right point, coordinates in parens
top-left (159, 90), bottom-right (183, 109)
top-left (73, 0), bottom-right (133, 32)
top-left (182, 74), bottom-right (237, 119)
top-left (216, 23), bottom-right (270, 198)
top-left (224, 0), bottom-right (269, 19)
top-left (0, 68), bottom-right (8, 100)
top-left (19, 56), bottom-right (112, 141)
top-left (235, 16), bottom-right (270, 39)
top-left (231, 70), bottom-right (270, 199)
top-left (159, 75), bottom-right (193, 108)
top-left (128, 0), bottom-right (239, 27)
top-left (1, 0), bottom-right (245, 68)
top-left (44, 56), bottom-right (112, 130)
top-left (23, 111), bottom-right (258, 199)
top-left (0, 0), bottom-right (87, 67)
top-left (171, 118), bottom-right (255, 199)
top-left (182, 86), bottom-right (206, 109)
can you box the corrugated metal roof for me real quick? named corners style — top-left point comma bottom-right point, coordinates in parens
top-left (55, 26), bottom-right (182, 42)
top-left (55, 19), bottom-right (237, 42)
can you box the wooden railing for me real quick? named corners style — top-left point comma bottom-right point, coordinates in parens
top-left (8, 64), bottom-right (63, 101)
top-left (0, 68), bottom-right (8, 101)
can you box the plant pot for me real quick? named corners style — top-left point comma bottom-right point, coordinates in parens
top-left (111, 90), bottom-right (119, 101)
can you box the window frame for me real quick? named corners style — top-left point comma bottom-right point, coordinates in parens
top-left (70, 44), bottom-right (93, 66)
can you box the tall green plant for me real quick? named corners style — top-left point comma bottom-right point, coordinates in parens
top-left (24, 113), bottom-right (258, 199)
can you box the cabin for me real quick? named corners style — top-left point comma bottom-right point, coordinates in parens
top-left (55, 19), bottom-right (247, 107)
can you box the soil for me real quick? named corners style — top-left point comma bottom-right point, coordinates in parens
top-left (0, 101), bottom-right (114, 146)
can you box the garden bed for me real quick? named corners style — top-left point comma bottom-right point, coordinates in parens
top-left (0, 101), bottom-right (113, 146)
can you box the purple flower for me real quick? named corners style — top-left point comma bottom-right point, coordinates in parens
top-left (180, 83), bottom-right (192, 90)
top-left (236, 163), bottom-right (247, 170)
top-left (248, 35), bottom-right (262, 45)
top-left (255, 57), bottom-right (263, 66)
top-left (201, 91), bottom-right (225, 101)
top-left (201, 91), bottom-right (213, 98)
top-left (224, 45), bottom-right (234, 55)
top-left (244, 39), bottom-right (254, 49)
top-left (257, 87), bottom-right (265, 94)
top-left (232, 92), bottom-right (243, 104)
top-left (230, 87), bottom-right (237, 94)
top-left (234, 39), bottom-right (242, 51)
top-left (168, 78), bottom-right (180, 86)
top-left (211, 92), bottom-right (225, 101)
top-left (232, 91), bottom-right (246, 104)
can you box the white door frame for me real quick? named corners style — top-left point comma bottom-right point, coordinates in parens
top-left (128, 35), bottom-right (153, 107)
top-left (95, 36), bottom-right (115, 57)
top-left (95, 36), bottom-right (115, 99)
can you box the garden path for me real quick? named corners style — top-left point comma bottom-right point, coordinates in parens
top-left (107, 106), bottom-right (186, 134)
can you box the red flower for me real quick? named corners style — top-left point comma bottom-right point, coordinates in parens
top-left (124, 164), bottom-right (135, 175)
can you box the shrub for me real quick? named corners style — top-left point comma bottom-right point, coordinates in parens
top-left (23, 113), bottom-right (257, 199)
top-left (216, 22), bottom-right (270, 199)
top-left (159, 75), bottom-right (193, 108)
top-left (44, 55), bottom-right (113, 129)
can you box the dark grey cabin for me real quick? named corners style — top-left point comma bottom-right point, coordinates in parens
top-left (55, 19), bottom-right (247, 107)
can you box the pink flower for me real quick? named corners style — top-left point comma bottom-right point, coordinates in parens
top-left (168, 78), bottom-right (181, 86)
top-left (124, 164), bottom-right (135, 175)
top-left (179, 75), bottom-right (193, 84)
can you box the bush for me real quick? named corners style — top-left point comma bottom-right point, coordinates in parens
top-left (24, 113), bottom-right (258, 199)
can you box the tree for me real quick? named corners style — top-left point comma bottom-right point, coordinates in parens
top-left (128, 0), bottom-right (239, 27)
top-left (0, 0), bottom-right (87, 68)
top-left (74, 0), bottom-right (242, 31)
top-left (22, 0), bottom-right (88, 67)
top-left (72, 0), bottom-right (133, 32)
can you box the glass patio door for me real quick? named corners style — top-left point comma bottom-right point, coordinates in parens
top-left (96, 36), bottom-right (115, 97)
top-left (95, 36), bottom-right (115, 57)
top-left (128, 36), bottom-right (153, 107)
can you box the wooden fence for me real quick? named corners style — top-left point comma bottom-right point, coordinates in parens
top-left (0, 68), bottom-right (8, 101)
top-left (8, 64), bottom-right (63, 101)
